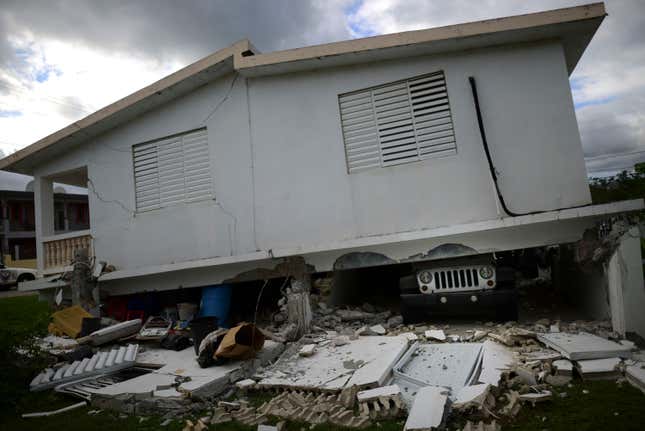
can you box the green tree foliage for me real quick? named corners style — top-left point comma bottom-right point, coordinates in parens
top-left (589, 164), bottom-right (645, 204)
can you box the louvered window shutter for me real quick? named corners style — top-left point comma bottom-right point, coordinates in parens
top-left (133, 128), bottom-right (212, 211)
top-left (339, 71), bottom-right (456, 173)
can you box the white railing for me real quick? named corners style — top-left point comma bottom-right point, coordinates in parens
top-left (42, 230), bottom-right (93, 271)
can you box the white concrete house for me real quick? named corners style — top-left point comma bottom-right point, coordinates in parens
top-left (1, 3), bottom-right (644, 333)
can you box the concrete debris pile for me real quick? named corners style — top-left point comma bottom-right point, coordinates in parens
top-left (27, 304), bottom-right (645, 429)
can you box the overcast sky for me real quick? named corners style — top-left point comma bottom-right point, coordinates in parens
top-left (0, 0), bottom-right (644, 178)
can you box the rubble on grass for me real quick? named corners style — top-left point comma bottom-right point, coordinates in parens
top-left (29, 294), bottom-right (645, 430)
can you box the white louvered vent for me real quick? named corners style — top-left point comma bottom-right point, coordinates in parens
top-left (133, 128), bottom-right (212, 212)
top-left (339, 71), bottom-right (456, 173)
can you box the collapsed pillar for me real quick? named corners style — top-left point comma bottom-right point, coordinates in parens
top-left (286, 273), bottom-right (312, 339)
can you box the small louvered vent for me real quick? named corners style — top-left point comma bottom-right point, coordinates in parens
top-left (339, 71), bottom-right (456, 173)
top-left (133, 128), bottom-right (212, 212)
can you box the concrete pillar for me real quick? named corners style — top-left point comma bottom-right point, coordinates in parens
top-left (287, 274), bottom-right (312, 339)
top-left (0, 199), bottom-right (8, 257)
top-left (63, 201), bottom-right (70, 231)
top-left (34, 176), bottom-right (55, 274)
top-left (607, 226), bottom-right (645, 339)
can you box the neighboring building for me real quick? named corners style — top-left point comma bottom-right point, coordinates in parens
top-left (0, 171), bottom-right (89, 268)
top-left (0, 4), bottom-right (643, 335)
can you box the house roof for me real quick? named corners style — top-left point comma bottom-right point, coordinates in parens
top-left (0, 3), bottom-right (605, 175)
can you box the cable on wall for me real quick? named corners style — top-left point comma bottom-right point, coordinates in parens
top-left (468, 76), bottom-right (591, 217)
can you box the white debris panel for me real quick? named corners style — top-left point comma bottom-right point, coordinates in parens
top-left (256, 336), bottom-right (409, 391)
top-left (30, 344), bottom-right (139, 391)
top-left (575, 357), bottom-right (622, 380)
top-left (537, 332), bottom-right (632, 360)
top-left (90, 343), bottom-right (286, 399)
top-left (625, 363), bottom-right (645, 394)
top-left (393, 342), bottom-right (483, 390)
top-left (404, 386), bottom-right (448, 431)
top-left (478, 340), bottom-right (516, 386)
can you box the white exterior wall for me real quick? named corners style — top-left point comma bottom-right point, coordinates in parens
top-left (32, 40), bottom-right (590, 277)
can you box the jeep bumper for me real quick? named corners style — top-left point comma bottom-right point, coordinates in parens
top-left (400, 289), bottom-right (517, 322)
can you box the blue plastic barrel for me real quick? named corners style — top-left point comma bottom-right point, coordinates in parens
top-left (199, 285), bottom-right (232, 327)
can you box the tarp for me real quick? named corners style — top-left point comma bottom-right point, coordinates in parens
top-left (50, 306), bottom-right (93, 338)
top-left (215, 322), bottom-right (264, 359)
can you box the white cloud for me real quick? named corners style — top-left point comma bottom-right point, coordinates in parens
top-left (0, 35), bottom-right (182, 155)
top-left (0, 0), bottom-right (644, 177)
top-left (348, 0), bottom-right (645, 175)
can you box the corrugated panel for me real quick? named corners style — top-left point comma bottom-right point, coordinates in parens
top-left (339, 71), bottom-right (456, 173)
top-left (132, 128), bottom-right (212, 211)
top-left (30, 344), bottom-right (139, 392)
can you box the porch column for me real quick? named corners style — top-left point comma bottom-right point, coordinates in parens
top-left (607, 225), bottom-right (645, 339)
top-left (0, 199), bottom-right (9, 257)
top-left (34, 176), bottom-right (54, 274)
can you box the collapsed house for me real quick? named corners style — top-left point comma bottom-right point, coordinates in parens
top-left (4, 2), bottom-right (645, 427)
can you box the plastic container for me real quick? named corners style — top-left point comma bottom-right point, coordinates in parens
top-left (199, 285), bottom-right (232, 327)
top-left (190, 316), bottom-right (219, 355)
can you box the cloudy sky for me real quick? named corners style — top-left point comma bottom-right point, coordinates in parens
top-left (0, 0), bottom-right (644, 179)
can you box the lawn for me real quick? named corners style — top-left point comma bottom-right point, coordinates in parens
top-left (1, 295), bottom-right (645, 431)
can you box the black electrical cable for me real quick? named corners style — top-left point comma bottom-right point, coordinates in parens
top-left (468, 76), bottom-right (591, 217)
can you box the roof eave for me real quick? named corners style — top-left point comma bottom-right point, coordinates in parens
top-left (236, 2), bottom-right (605, 77)
top-left (0, 39), bottom-right (255, 174)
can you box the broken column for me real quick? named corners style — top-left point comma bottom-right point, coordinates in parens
top-left (70, 247), bottom-right (97, 314)
top-left (286, 274), bottom-right (312, 340)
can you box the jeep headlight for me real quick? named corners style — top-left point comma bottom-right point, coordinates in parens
top-left (479, 266), bottom-right (494, 279)
top-left (418, 270), bottom-right (432, 284)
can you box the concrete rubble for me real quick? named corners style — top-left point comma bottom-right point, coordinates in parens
top-left (29, 299), bottom-right (645, 429)
top-left (404, 386), bottom-right (448, 431)
top-left (356, 385), bottom-right (405, 419)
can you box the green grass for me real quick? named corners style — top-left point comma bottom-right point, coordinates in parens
top-left (505, 380), bottom-right (645, 431)
top-left (1, 296), bottom-right (645, 430)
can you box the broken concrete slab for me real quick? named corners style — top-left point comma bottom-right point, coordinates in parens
top-left (472, 331), bottom-right (488, 341)
top-left (368, 325), bottom-right (386, 335)
top-left (394, 342), bottom-right (483, 391)
top-left (400, 332), bottom-right (419, 342)
top-left (452, 384), bottom-right (490, 410)
top-left (78, 319), bottom-right (142, 346)
top-left (236, 379), bottom-right (256, 390)
top-left (357, 385), bottom-right (404, 419)
top-left (257, 336), bottom-right (408, 391)
top-left (478, 340), bottom-right (515, 386)
top-left (356, 384), bottom-right (401, 402)
top-left (93, 342), bottom-right (284, 406)
top-left (425, 330), bottom-right (446, 342)
top-left (625, 363), bottom-right (645, 394)
top-left (488, 328), bottom-right (535, 347)
top-left (37, 335), bottom-right (78, 355)
top-left (522, 349), bottom-right (561, 362)
top-left (537, 332), bottom-right (632, 360)
top-left (552, 359), bottom-right (574, 376)
top-left (518, 390), bottom-right (552, 404)
top-left (575, 357), bottom-right (622, 380)
top-left (299, 344), bottom-right (316, 357)
top-left (404, 386), bottom-right (448, 431)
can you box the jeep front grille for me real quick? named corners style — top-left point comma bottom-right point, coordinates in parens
top-left (434, 269), bottom-right (479, 289)
top-left (417, 265), bottom-right (495, 294)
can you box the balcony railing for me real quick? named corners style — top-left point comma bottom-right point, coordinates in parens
top-left (42, 230), bottom-right (93, 272)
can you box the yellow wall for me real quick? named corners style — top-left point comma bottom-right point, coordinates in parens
top-left (3, 254), bottom-right (37, 269)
